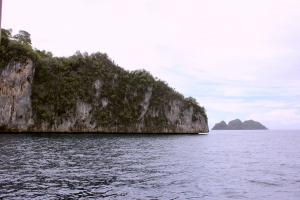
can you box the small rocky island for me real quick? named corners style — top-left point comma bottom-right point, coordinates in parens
top-left (212, 119), bottom-right (268, 130)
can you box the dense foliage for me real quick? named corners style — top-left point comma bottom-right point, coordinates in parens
top-left (1, 29), bottom-right (207, 130)
top-left (0, 29), bottom-right (38, 69)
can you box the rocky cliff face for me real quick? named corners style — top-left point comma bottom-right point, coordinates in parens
top-left (0, 60), bottom-right (209, 133)
top-left (0, 59), bottom-right (34, 131)
top-left (211, 119), bottom-right (268, 130)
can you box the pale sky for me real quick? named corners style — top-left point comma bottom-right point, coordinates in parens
top-left (2, 0), bottom-right (300, 129)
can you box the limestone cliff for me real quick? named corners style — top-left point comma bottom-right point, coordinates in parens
top-left (0, 59), bottom-right (34, 131)
top-left (0, 59), bottom-right (209, 133)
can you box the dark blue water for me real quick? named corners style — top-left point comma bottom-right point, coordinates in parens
top-left (0, 130), bottom-right (300, 199)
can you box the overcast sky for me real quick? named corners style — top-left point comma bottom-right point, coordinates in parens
top-left (2, 0), bottom-right (300, 129)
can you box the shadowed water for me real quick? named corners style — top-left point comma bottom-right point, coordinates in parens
top-left (0, 130), bottom-right (300, 199)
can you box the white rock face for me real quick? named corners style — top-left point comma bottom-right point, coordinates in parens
top-left (138, 86), bottom-right (152, 120)
top-left (0, 59), bottom-right (35, 131)
top-left (0, 60), bottom-right (209, 133)
top-left (101, 98), bottom-right (108, 108)
top-left (94, 79), bottom-right (102, 98)
top-left (163, 100), bottom-right (209, 133)
top-left (48, 100), bottom-right (96, 132)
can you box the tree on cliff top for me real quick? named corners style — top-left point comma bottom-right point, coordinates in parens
top-left (0, 28), bottom-right (12, 46)
top-left (0, 29), bottom-right (38, 69)
top-left (13, 30), bottom-right (32, 45)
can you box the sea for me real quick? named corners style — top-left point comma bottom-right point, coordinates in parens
top-left (0, 130), bottom-right (300, 199)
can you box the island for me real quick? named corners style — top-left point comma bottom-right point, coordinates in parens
top-left (212, 119), bottom-right (268, 130)
top-left (0, 29), bottom-right (208, 133)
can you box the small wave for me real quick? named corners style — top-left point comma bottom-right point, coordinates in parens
top-left (249, 179), bottom-right (280, 186)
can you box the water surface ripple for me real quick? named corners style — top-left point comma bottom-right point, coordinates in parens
top-left (0, 130), bottom-right (300, 199)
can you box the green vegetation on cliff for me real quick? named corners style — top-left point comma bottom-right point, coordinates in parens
top-left (1, 29), bottom-right (207, 132)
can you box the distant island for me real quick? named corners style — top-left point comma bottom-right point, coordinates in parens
top-left (212, 119), bottom-right (268, 130)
